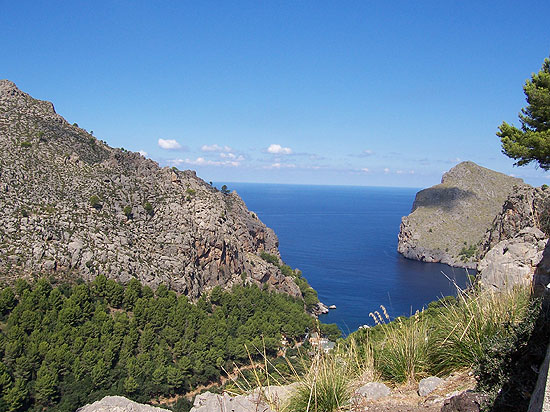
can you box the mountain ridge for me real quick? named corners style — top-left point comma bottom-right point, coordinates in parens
top-left (0, 79), bottom-right (302, 299)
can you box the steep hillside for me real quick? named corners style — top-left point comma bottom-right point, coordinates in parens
top-left (397, 161), bottom-right (527, 268)
top-left (0, 80), bottom-right (300, 298)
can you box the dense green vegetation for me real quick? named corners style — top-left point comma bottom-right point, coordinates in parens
top-left (0, 276), bottom-right (318, 411)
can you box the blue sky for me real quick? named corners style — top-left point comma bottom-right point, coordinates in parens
top-left (2, 1), bottom-right (550, 187)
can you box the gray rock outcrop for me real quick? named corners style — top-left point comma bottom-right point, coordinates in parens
top-left (0, 79), bottom-right (301, 299)
top-left (478, 227), bottom-right (550, 292)
top-left (418, 376), bottom-right (445, 397)
top-left (190, 391), bottom-right (273, 412)
top-left (482, 185), bottom-right (550, 254)
top-left (76, 396), bottom-right (170, 412)
top-left (398, 161), bottom-right (526, 269)
top-left (354, 382), bottom-right (391, 400)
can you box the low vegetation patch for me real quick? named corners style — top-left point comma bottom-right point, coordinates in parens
top-left (281, 285), bottom-right (538, 412)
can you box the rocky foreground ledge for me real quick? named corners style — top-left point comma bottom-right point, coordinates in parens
top-left (77, 372), bottom-right (486, 412)
top-left (398, 161), bottom-right (526, 269)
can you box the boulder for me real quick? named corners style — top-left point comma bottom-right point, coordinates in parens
top-left (76, 396), bottom-right (170, 412)
top-left (478, 227), bottom-right (550, 291)
top-left (190, 391), bottom-right (273, 412)
top-left (418, 376), bottom-right (445, 396)
top-left (440, 391), bottom-right (489, 412)
top-left (354, 382), bottom-right (391, 401)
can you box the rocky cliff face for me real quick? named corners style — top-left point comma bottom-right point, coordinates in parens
top-left (398, 161), bottom-right (526, 269)
top-left (481, 185), bottom-right (550, 253)
top-left (476, 185), bottom-right (550, 292)
top-left (0, 80), bottom-right (300, 298)
top-left (478, 227), bottom-right (550, 292)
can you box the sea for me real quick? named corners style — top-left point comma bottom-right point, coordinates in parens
top-left (218, 182), bottom-right (471, 335)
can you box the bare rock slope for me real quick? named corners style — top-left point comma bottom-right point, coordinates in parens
top-left (0, 80), bottom-right (300, 298)
top-left (398, 161), bottom-right (527, 269)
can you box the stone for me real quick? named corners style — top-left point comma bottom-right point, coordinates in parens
top-left (190, 391), bottom-right (273, 412)
top-left (354, 382), bottom-right (391, 400)
top-left (254, 383), bottom-right (300, 409)
top-left (418, 376), bottom-right (445, 397)
top-left (76, 395), bottom-right (170, 411)
top-left (440, 391), bottom-right (489, 412)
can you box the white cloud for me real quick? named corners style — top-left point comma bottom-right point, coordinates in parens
top-left (266, 163), bottom-right (296, 169)
top-left (138, 150), bottom-right (148, 157)
top-left (384, 168), bottom-right (390, 174)
top-left (396, 170), bottom-right (404, 174)
top-left (267, 144), bottom-right (292, 155)
top-left (158, 138), bottom-right (182, 150)
top-left (409, 170), bottom-right (415, 174)
top-left (361, 168), bottom-right (370, 173)
top-left (201, 144), bottom-right (233, 152)
top-left (219, 152), bottom-right (245, 161)
top-left (171, 157), bottom-right (240, 167)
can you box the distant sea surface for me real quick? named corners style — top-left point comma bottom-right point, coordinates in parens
top-left (218, 183), bottom-right (471, 335)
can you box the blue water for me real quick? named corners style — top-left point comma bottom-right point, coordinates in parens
top-left (219, 183), bottom-right (471, 335)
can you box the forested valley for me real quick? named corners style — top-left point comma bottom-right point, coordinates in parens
top-left (0, 275), bottom-right (338, 411)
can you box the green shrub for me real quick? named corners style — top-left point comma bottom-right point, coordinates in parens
top-left (186, 188), bottom-right (196, 196)
top-left (20, 141), bottom-right (32, 148)
top-left (144, 202), bottom-right (153, 216)
top-left (260, 252), bottom-right (279, 266)
top-left (123, 206), bottom-right (133, 219)
top-left (89, 195), bottom-right (101, 210)
top-left (475, 297), bottom-right (541, 402)
top-left (458, 244), bottom-right (477, 262)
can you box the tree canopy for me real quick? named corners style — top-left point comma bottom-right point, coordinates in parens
top-left (498, 57), bottom-right (550, 169)
top-left (0, 276), bottom-right (335, 412)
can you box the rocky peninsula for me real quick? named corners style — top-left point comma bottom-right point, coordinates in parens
top-left (397, 161), bottom-right (526, 269)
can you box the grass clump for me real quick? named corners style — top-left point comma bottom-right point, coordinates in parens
top-left (429, 286), bottom-right (532, 375)
top-left (287, 340), bottom-right (370, 412)
top-left (373, 309), bottom-right (431, 383)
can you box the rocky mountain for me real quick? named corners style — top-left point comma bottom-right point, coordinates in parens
top-left (397, 161), bottom-right (527, 269)
top-left (0, 80), bottom-right (301, 298)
